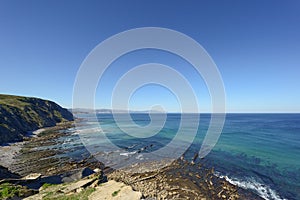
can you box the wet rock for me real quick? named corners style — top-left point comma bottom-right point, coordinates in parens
top-left (61, 167), bottom-right (95, 183)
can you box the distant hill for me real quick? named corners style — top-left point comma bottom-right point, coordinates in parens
top-left (70, 108), bottom-right (164, 114)
top-left (0, 94), bottom-right (73, 144)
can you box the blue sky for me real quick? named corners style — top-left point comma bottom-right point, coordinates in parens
top-left (0, 0), bottom-right (300, 112)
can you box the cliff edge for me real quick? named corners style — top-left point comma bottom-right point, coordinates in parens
top-left (0, 94), bottom-right (73, 144)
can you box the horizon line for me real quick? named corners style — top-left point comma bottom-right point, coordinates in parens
top-left (70, 108), bottom-right (300, 114)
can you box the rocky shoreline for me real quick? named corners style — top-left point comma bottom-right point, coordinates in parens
top-left (0, 122), bottom-right (263, 199)
top-left (109, 160), bottom-right (264, 200)
top-left (7, 122), bottom-right (103, 177)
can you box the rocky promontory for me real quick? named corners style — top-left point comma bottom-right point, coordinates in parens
top-left (0, 94), bottom-right (73, 144)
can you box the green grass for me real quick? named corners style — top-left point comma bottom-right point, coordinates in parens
top-left (42, 183), bottom-right (57, 190)
top-left (44, 187), bottom-right (96, 200)
top-left (0, 183), bottom-right (30, 199)
top-left (112, 189), bottom-right (121, 197)
top-left (0, 93), bottom-right (73, 144)
top-left (0, 94), bottom-right (31, 108)
top-left (44, 191), bottom-right (54, 198)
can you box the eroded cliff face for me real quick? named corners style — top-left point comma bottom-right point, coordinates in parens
top-left (0, 94), bottom-right (73, 144)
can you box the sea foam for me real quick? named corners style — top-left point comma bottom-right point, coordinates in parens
top-left (214, 172), bottom-right (286, 200)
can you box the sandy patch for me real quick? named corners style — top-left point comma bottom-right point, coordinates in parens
top-left (0, 127), bottom-right (46, 168)
top-left (0, 141), bottom-right (24, 168)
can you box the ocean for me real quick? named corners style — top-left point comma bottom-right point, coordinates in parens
top-left (68, 113), bottom-right (300, 199)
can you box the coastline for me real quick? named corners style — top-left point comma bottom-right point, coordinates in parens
top-left (0, 122), bottom-right (73, 170)
top-left (0, 121), bottom-right (264, 199)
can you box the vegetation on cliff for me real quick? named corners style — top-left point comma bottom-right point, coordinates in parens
top-left (0, 94), bottom-right (73, 144)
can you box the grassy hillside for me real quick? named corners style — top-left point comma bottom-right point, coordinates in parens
top-left (0, 94), bottom-right (73, 144)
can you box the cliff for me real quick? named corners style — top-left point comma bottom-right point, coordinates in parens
top-left (0, 94), bottom-right (73, 144)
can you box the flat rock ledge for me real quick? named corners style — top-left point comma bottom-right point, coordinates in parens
top-left (24, 173), bottom-right (141, 200)
top-left (89, 180), bottom-right (142, 200)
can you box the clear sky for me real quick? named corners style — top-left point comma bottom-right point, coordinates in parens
top-left (0, 0), bottom-right (300, 113)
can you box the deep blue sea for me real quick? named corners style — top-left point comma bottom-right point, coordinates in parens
top-left (65, 113), bottom-right (300, 199)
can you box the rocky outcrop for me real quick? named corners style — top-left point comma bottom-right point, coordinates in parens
top-left (23, 170), bottom-right (139, 200)
top-left (109, 160), bottom-right (263, 200)
top-left (89, 180), bottom-right (142, 200)
top-left (0, 94), bottom-right (73, 144)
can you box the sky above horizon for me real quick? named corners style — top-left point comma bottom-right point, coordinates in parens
top-left (0, 1), bottom-right (300, 113)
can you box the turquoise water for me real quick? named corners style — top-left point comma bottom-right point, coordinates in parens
top-left (70, 113), bottom-right (300, 199)
top-left (198, 114), bottom-right (300, 200)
